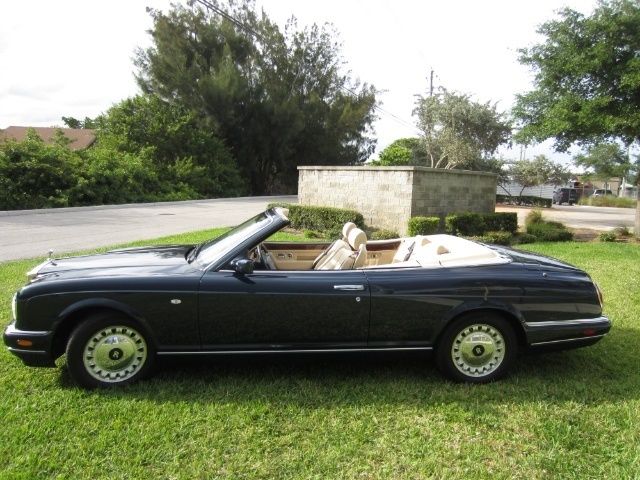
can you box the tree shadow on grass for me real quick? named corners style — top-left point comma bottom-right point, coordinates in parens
top-left (59, 327), bottom-right (640, 408)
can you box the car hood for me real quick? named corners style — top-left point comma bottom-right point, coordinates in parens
top-left (28, 245), bottom-right (195, 280)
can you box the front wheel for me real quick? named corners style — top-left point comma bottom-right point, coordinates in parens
top-left (436, 312), bottom-right (517, 383)
top-left (66, 313), bottom-right (155, 388)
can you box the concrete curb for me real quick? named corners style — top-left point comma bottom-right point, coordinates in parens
top-left (0, 195), bottom-right (298, 217)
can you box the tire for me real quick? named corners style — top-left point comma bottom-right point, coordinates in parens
top-left (436, 312), bottom-right (517, 383)
top-left (66, 312), bottom-right (155, 389)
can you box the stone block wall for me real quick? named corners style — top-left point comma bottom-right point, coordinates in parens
top-left (298, 166), bottom-right (497, 234)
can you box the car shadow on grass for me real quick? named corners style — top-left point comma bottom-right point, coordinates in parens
top-left (57, 327), bottom-right (639, 407)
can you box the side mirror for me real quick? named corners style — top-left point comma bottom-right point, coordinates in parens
top-left (231, 258), bottom-right (254, 275)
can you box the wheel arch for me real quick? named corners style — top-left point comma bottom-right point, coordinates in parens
top-left (51, 298), bottom-right (156, 359)
top-left (437, 305), bottom-right (528, 349)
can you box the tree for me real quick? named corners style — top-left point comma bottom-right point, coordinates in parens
top-left (574, 143), bottom-right (633, 190)
top-left (135, 1), bottom-right (377, 194)
top-left (413, 89), bottom-right (512, 169)
top-left (95, 95), bottom-right (246, 198)
top-left (62, 116), bottom-right (98, 129)
top-left (510, 155), bottom-right (570, 198)
top-left (0, 129), bottom-right (81, 209)
top-left (513, 0), bottom-right (640, 234)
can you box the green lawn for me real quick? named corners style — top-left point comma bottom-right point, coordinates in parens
top-left (1, 233), bottom-right (639, 479)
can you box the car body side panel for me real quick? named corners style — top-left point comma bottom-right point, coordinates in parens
top-left (198, 270), bottom-right (370, 349)
top-left (20, 275), bottom-right (201, 351)
top-left (364, 263), bottom-right (602, 346)
top-left (364, 265), bottom-right (527, 346)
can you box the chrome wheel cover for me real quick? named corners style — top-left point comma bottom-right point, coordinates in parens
top-left (82, 326), bottom-right (147, 383)
top-left (451, 323), bottom-right (505, 378)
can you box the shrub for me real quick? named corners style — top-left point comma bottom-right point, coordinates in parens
top-left (513, 233), bottom-right (537, 244)
top-left (0, 132), bottom-right (81, 209)
top-left (482, 212), bottom-right (518, 233)
top-left (526, 221), bottom-right (573, 241)
top-left (267, 203), bottom-right (365, 233)
top-left (599, 231), bottom-right (617, 242)
top-left (473, 231), bottom-right (513, 246)
top-left (303, 230), bottom-right (323, 239)
top-left (370, 229), bottom-right (400, 240)
top-left (407, 216), bottom-right (440, 236)
top-left (445, 213), bottom-right (485, 236)
top-left (525, 209), bottom-right (543, 226)
top-left (614, 226), bottom-right (631, 237)
top-left (578, 196), bottom-right (637, 208)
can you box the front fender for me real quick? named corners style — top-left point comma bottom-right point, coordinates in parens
top-left (55, 297), bottom-right (155, 340)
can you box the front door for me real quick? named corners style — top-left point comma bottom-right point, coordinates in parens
top-left (198, 269), bottom-right (370, 350)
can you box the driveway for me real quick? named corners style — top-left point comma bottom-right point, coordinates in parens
top-left (1, 197), bottom-right (634, 262)
top-left (496, 204), bottom-right (635, 231)
top-left (0, 196), bottom-right (296, 262)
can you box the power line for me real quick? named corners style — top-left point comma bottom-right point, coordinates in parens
top-left (193, 0), bottom-right (421, 135)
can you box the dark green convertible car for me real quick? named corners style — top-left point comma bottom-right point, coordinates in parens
top-left (4, 207), bottom-right (610, 388)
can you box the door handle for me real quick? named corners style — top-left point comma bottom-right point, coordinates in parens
top-left (333, 284), bottom-right (365, 291)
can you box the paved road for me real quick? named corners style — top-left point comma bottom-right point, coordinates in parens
top-left (0, 196), bottom-right (296, 262)
top-left (496, 204), bottom-right (635, 231)
top-left (1, 197), bottom-right (634, 262)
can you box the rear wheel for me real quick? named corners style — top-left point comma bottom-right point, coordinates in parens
top-left (66, 312), bottom-right (155, 388)
top-left (436, 312), bottom-right (517, 383)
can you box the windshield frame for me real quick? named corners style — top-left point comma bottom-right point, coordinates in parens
top-left (191, 208), bottom-right (288, 271)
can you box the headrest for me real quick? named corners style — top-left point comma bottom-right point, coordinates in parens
top-left (347, 227), bottom-right (367, 250)
top-left (415, 235), bottom-right (431, 247)
top-left (342, 222), bottom-right (356, 239)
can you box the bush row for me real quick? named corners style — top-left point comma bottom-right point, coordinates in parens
top-left (444, 212), bottom-right (518, 236)
top-left (496, 194), bottom-right (552, 208)
top-left (267, 203), bottom-right (575, 246)
top-left (267, 203), bottom-right (365, 238)
top-left (407, 212), bottom-right (519, 237)
top-left (0, 129), bottom-right (245, 210)
top-left (578, 196), bottom-right (637, 208)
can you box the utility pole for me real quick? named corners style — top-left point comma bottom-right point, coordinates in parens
top-left (429, 69), bottom-right (434, 96)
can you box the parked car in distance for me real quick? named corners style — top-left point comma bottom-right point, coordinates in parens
top-left (591, 189), bottom-right (614, 197)
top-left (552, 187), bottom-right (578, 205)
top-left (4, 208), bottom-right (610, 388)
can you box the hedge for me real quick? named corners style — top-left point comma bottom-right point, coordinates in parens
top-left (407, 216), bottom-right (439, 236)
top-left (472, 231), bottom-right (513, 246)
top-left (267, 203), bottom-right (365, 233)
top-left (482, 212), bottom-right (518, 233)
top-left (496, 194), bottom-right (552, 208)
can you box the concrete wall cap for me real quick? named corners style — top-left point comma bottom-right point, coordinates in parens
top-left (297, 165), bottom-right (498, 177)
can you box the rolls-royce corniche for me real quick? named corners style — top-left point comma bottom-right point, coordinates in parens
top-left (4, 207), bottom-right (611, 388)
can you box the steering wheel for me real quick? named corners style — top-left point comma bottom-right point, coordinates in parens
top-left (256, 244), bottom-right (277, 270)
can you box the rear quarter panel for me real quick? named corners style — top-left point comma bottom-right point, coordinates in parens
top-left (363, 262), bottom-right (600, 346)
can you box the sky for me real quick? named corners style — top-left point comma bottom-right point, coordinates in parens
top-left (0, 0), bottom-right (595, 163)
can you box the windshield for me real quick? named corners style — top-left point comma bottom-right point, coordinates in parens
top-left (192, 212), bottom-right (273, 267)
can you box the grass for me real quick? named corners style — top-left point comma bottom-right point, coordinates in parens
top-left (578, 195), bottom-right (637, 208)
top-left (1, 232), bottom-right (639, 479)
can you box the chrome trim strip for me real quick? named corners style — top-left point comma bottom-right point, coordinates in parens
top-left (158, 346), bottom-right (433, 355)
top-left (8, 347), bottom-right (48, 354)
top-left (530, 334), bottom-right (606, 346)
top-left (524, 317), bottom-right (609, 328)
top-left (4, 323), bottom-right (51, 337)
top-left (333, 284), bottom-right (365, 291)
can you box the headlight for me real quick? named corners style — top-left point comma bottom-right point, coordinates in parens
top-left (11, 293), bottom-right (17, 321)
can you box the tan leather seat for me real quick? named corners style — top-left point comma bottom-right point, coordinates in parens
top-left (348, 228), bottom-right (367, 268)
top-left (342, 222), bottom-right (356, 240)
top-left (315, 227), bottom-right (368, 270)
top-left (312, 222), bottom-right (358, 269)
